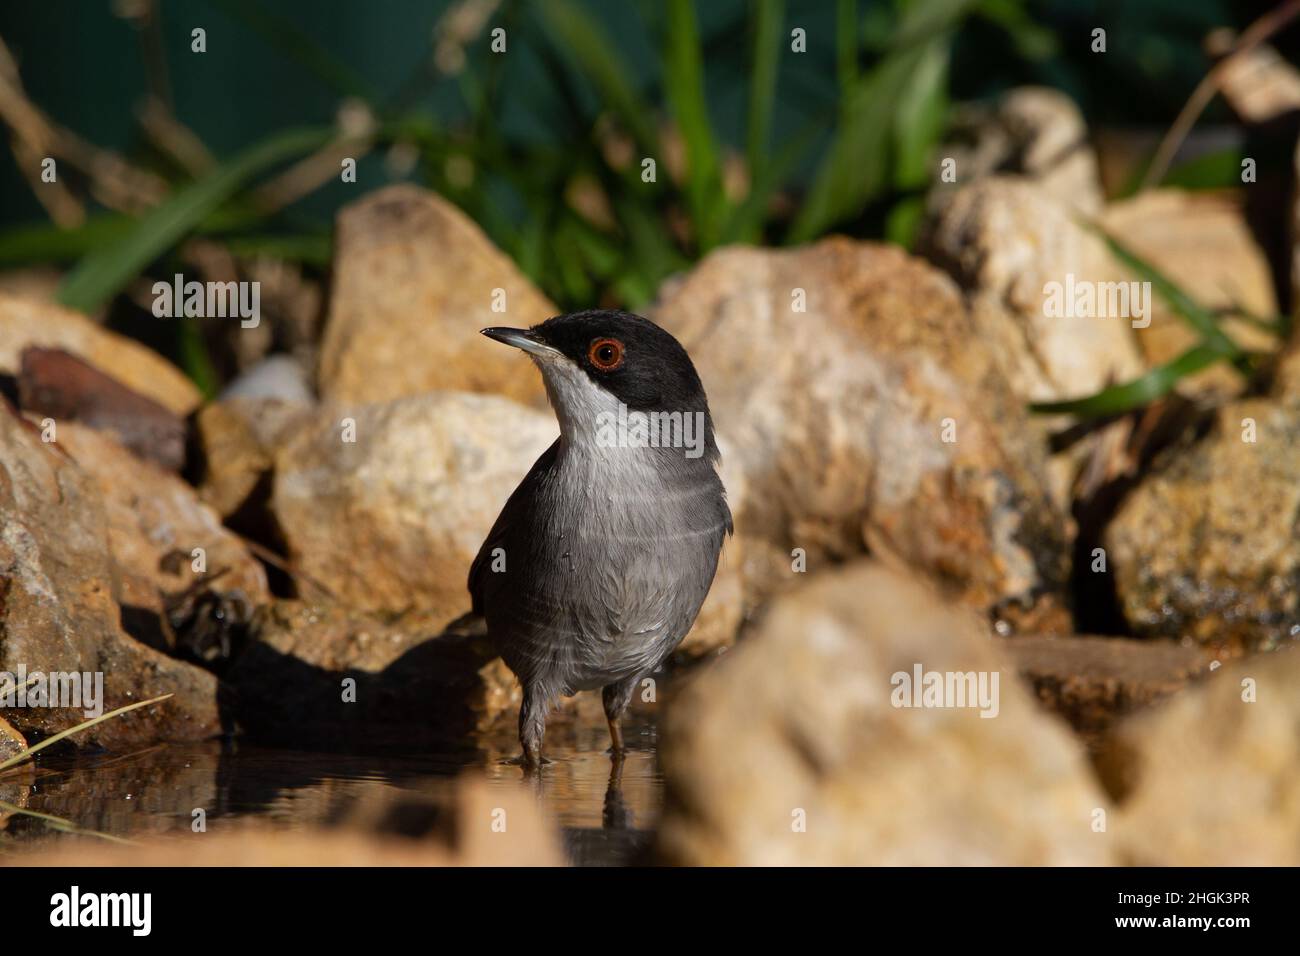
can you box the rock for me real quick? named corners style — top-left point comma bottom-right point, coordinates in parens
top-left (53, 422), bottom-right (269, 646)
top-left (1007, 635), bottom-right (1210, 737)
top-left (192, 396), bottom-right (313, 521)
top-left (225, 601), bottom-right (517, 747)
top-left (318, 185), bottom-right (550, 406)
top-left (921, 177), bottom-right (1146, 404)
top-left (0, 293), bottom-right (200, 415)
top-left (1101, 190), bottom-right (1279, 398)
top-left (942, 87), bottom-right (1104, 213)
top-left (0, 713), bottom-right (27, 764)
top-left (656, 563), bottom-right (1113, 865)
top-left (653, 239), bottom-right (1070, 631)
top-left (271, 391), bottom-right (556, 614)
top-left (2, 774), bottom-right (564, 866)
top-left (18, 347), bottom-right (187, 471)
top-left (219, 353), bottom-right (314, 403)
top-left (0, 403), bottom-right (221, 748)
top-left (1098, 647), bottom-right (1300, 865)
top-left (1106, 397), bottom-right (1300, 654)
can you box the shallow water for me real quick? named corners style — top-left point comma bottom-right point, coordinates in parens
top-left (0, 710), bottom-right (662, 866)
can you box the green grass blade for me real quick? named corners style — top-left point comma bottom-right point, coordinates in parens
top-left (1028, 343), bottom-right (1224, 417)
top-left (664, 0), bottom-right (724, 249)
top-left (0, 693), bottom-right (173, 773)
top-left (746, 0), bottom-right (783, 184)
top-left (56, 127), bottom-right (335, 313)
top-left (892, 35), bottom-right (950, 190)
top-left (1089, 224), bottom-right (1244, 362)
top-left (536, 0), bottom-right (660, 154)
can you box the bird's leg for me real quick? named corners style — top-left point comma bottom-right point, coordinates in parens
top-left (602, 675), bottom-right (638, 756)
top-left (519, 686), bottom-right (547, 770)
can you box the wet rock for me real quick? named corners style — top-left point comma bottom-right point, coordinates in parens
top-left (0, 293), bottom-right (200, 415)
top-left (0, 403), bottom-right (221, 748)
top-left (1106, 397), bottom-right (1300, 653)
top-left (1007, 635), bottom-right (1209, 737)
top-left (1101, 190), bottom-right (1278, 398)
top-left (0, 713), bottom-right (27, 764)
top-left (271, 391), bottom-right (556, 614)
top-left (192, 396), bottom-right (313, 521)
top-left (921, 177), bottom-right (1145, 404)
top-left (653, 239), bottom-right (1070, 631)
top-left (1097, 647), bottom-right (1300, 865)
top-left (54, 422), bottom-right (269, 647)
top-left (318, 185), bottom-right (550, 407)
top-left (942, 87), bottom-right (1103, 213)
top-left (18, 347), bottom-right (187, 471)
top-left (226, 601), bottom-right (517, 747)
top-left (656, 563), bottom-right (1112, 865)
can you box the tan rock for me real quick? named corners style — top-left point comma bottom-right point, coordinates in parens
top-left (0, 293), bottom-right (200, 415)
top-left (271, 391), bottom-right (557, 614)
top-left (55, 421), bottom-right (269, 629)
top-left (318, 185), bottom-right (551, 406)
top-left (193, 396), bottom-right (314, 519)
top-left (653, 239), bottom-right (1069, 630)
top-left (0, 404), bottom-right (220, 748)
top-left (1106, 397), bottom-right (1300, 653)
top-left (0, 713), bottom-right (27, 764)
top-left (922, 176), bottom-right (1145, 404)
top-left (1101, 190), bottom-right (1279, 398)
top-left (1099, 647), bottom-right (1300, 865)
top-left (657, 563), bottom-right (1113, 865)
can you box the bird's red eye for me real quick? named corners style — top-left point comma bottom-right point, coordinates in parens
top-left (588, 337), bottom-right (624, 371)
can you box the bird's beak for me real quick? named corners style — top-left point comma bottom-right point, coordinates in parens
top-left (480, 327), bottom-right (562, 358)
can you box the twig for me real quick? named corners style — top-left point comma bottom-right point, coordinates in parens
top-left (1141, 0), bottom-right (1300, 190)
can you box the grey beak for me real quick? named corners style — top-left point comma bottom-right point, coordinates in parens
top-left (480, 327), bottom-right (561, 358)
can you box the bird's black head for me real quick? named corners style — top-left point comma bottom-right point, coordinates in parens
top-left (481, 309), bottom-right (718, 462)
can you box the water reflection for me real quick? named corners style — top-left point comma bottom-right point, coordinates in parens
top-left (0, 709), bottom-right (662, 866)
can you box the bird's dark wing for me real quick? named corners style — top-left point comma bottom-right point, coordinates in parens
top-left (468, 438), bottom-right (559, 614)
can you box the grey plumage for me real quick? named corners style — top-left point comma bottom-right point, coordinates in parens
top-left (470, 310), bottom-right (731, 766)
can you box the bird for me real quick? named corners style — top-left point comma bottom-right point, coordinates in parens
top-left (470, 309), bottom-right (732, 769)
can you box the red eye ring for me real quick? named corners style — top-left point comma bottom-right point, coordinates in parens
top-left (588, 337), bottom-right (625, 371)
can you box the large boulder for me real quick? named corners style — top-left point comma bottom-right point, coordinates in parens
top-left (0, 293), bottom-right (200, 415)
top-left (1098, 647), bottom-right (1300, 865)
top-left (656, 563), bottom-right (1112, 865)
top-left (653, 239), bottom-right (1070, 631)
top-left (318, 185), bottom-right (550, 406)
top-left (0, 403), bottom-right (220, 748)
top-left (270, 391), bottom-right (557, 614)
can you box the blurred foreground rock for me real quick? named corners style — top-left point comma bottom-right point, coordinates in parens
top-left (0, 293), bottom-right (200, 415)
top-left (226, 601), bottom-right (517, 746)
top-left (1098, 648), bottom-right (1300, 865)
top-left (657, 563), bottom-right (1111, 865)
top-left (0, 404), bottom-right (220, 748)
top-left (318, 185), bottom-right (550, 406)
top-left (655, 239), bottom-right (1070, 631)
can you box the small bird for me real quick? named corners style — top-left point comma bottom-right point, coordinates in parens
top-left (471, 310), bottom-right (731, 768)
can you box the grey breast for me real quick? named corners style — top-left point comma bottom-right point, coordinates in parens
top-left (482, 441), bottom-right (729, 697)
